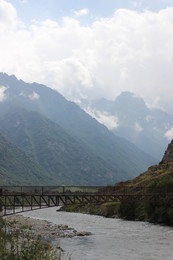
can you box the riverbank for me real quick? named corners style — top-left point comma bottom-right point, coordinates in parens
top-left (62, 202), bottom-right (120, 218)
top-left (0, 213), bottom-right (92, 259)
top-left (19, 207), bottom-right (173, 260)
top-left (62, 197), bottom-right (173, 226)
top-left (3, 214), bottom-right (92, 241)
top-left (61, 163), bottom-right (173, 226)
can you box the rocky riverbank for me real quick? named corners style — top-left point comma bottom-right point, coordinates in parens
top-left (3, 214), bottom-right (92, 242)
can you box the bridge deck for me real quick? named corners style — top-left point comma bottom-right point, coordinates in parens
top-left (0, 186), bottom-right (173, 216)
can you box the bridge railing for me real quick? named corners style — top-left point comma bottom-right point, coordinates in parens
top-left (1, 185), bottom-right (173, 196)
top-left (0, 186), bottom-right (105, 195)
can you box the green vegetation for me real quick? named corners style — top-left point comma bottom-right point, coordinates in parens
top-left (63, 164), bottom-right (173, 226)
top-left (0, 108), bottom-right (117, 185)
top-left (115, 164), bottom-right (173, 225)
top-left (0, 227), bottom-right (58, 260)
top-left (0, 228), bottom-right (60, 259)
top-left (64, 202), bottom-right (120, 218)
top-left (64, 203), bottom-right (100, 215)
top-left (118, 197), bottom-right (173, 225)
top-left (0, 133), bottom-right (52, 185)
top-left (0, 202), bottom-right (70, 259)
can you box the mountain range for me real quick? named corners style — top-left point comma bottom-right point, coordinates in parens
top-left (0, 108), bottom-right (116, 185)
top-left (0, 73), bottom-right (156, 185)
top-left (79, 92), bottom-right (173, 160)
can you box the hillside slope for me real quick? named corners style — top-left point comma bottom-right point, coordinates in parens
top-left (0, 133), bottom-right (52, 185)
top-left (111, 140), bottom-right (173, 225)
top-left (71, 141), bottom-right (173, 224)
top-left (0, 73), bottom-right (156, 182)
top-left (0, 108), bottom-right (116, 185)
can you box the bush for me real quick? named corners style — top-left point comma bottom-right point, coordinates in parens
top-left (147, 177), bottom-right (173, 194)
top-left (145, 201), bottom-right (173, 225)
top-left (118, 199), bottom-right (138, 220)
top-left (0, 215), bottom-right (70, 259)
top-left (99, 202), bottom-right (120, 217)
top-left (0, 222), bottom-right (60, 259)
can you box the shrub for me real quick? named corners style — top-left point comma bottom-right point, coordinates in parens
top-left (118, 199), bottom-right (137, 220)
top-left (0, 215), bottom-right (69, 259)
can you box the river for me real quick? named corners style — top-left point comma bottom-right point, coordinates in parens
top-left (21, 207), bottom-right (173, 260)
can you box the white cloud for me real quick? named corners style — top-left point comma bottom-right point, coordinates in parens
top-left (164, 127), bottom-right (173, 140)
top-left (84, 107), bottom-right (119, 130)
top-left (28, 91), bottom-right (40, 101)
top-left (0, 0), bottom-right (19, 31)
top-left (73, 8), bottom-right (89, 17)
top-left (1, 2), bottom-right (173, 113)
top-left (134, 122), bottom-right (143, 132)
top-left (99, 113), bottom-right (119, 130)
top-left (0, 85), bottom-right (7, 102)
top-left (19, 91), bottom-right (25, 97)
top-left (164, 122), bottom-right (171, 130)
top-left (19, 91), bottom-right (40, 100)
top-left (145, 114), bottom-right (152, 123)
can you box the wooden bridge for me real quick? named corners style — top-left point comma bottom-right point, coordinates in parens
top-left (0, 185), bottom-right (173, 216)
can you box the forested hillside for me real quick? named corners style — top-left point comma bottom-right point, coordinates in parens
top-left (0, 133), bottom-right (52, 185)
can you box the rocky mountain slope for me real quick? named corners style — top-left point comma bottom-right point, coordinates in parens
top-left (115, 140), bottom-right (173, 224)
top-left (161, 140), bottom-right (173, 163)
top-left (0, 73), bottom-right (156, 184)
top-left (113, 139), bottom-right (173, 191)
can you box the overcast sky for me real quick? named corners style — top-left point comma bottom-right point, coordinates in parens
top-left (1, 0), bottom-right (173, 113)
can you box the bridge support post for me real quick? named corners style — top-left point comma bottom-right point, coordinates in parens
top-left (4, 196), bottom-right (6, 216)
top-left (56, 196), bottom-right (59, 206)
top-left (39, 195), bottom-right (42, 208)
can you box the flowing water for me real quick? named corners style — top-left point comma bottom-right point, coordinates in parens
top-left (22, 207), bottom-right (173, 260)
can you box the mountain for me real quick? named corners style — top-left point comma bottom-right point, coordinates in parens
top-left (79, 92), bottom-right (173, 160)
top-left (0, 73), bottom-right (156, 184)
top-left (0, 133), bottom-right (53, 185)
top-left (0, 108), bottom-right (116, 185)
top-left (99, 140), bottom-right (173, 224)
top-left (161, 140), bottom-right (173, 163)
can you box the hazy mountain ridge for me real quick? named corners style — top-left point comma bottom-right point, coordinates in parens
top-left (0, 108), bottom-right (116, 185)
top-left (79, 92), bottom-right (173, 160)
top-left (0, 73), bottom-right (156, 185)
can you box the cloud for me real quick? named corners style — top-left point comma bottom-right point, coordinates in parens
top-left (134, 122), bottom-right (143, 132)
top-left (1, 2), bottom-right (173, 113)
top-left (0, 0), bottom-right (19, 31)
top-left (0, 85), bottom-right (7, 102)
top-left (20, 91), bottom-right (40, 100)
top-left (84, 107), bottom-right (119, 130)
top-left (28, 91), bottom-right (40, 101)
top-left (145, 114), bottom-right (152, 123)
top-left (73, 8), bottom-right (89, 17)
top-left (98, 113), bottom-right (119, 130)
top-left (164, 128), bottom-right (173, 140)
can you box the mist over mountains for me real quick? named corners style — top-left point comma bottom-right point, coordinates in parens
top-left (0, 73), bottom-right (157, 185)
top-left (80, 92), bottom-right (173, 160)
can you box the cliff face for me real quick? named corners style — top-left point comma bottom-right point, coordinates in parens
top-left (161, 140), bottom-right (173, 163)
